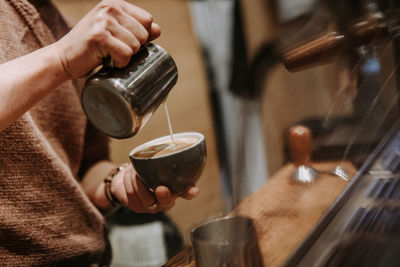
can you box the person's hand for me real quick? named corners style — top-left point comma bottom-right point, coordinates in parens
top-left (111, 165), bottom-right (200, 213)
top-left (53, 0), bottom-right (161, 78)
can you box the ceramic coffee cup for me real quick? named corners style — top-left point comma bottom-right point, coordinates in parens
top-left (129, 132), bottom-right (206, 194)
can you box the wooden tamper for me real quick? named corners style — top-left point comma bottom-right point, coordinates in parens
top-left (287, 125), bottom-right (318, 183)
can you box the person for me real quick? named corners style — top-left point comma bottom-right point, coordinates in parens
top-left (0, 0), bottom-right (199, 265)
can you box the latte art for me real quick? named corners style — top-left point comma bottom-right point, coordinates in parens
top-left (129, 131), bottom-right (206, 193)
top-left (133, 137), bottom-right (199, 159)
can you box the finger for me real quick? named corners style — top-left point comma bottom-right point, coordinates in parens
top-left (113, 10), bottom-right (150, 45)
top-left (123, 167), bottom-right (135, 194)
top-left (132, 175), bottom-right (157, 207)
top-left (121, 2), bottom-right (154, 32)
top-left (120, 168), bottom-right (148, 211)
top-left (155, 186), bottom-right (175, 210)
top-left (148, 23), bottom-right (161, 41)
top-left (103, 35), bottom-right (134, 68)
top-left (112, 166), bottom-right (133, 206)
top-left (125, 188), bottom-right (146, 212)
top-left (93, 0), bottom-right (149, 45)
top-left (107, 18), bottom-right (143, 52)
top-left (181, 186), bottom-right (200, 200)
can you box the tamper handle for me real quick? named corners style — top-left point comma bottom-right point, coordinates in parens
top-left (288, 125), bottom-right (313, 167)
top-left (282, 17), bottom-right (386, 72)
top-left (283, 32), bottom-right (345, 72)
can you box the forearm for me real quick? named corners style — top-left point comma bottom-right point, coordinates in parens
top-left (80, 160), bottom-right (117, 211)
top-left (0, 43), bottom-right (68, 132)
top-left (0, 0), bottom-right (162, 133)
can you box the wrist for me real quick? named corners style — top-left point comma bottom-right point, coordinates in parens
top-left (49, 42), bottom-right (73, 81)
top-left (95, 163), bottom-right (129, 211)
top-left (35, 43), bottom-right (71, 85)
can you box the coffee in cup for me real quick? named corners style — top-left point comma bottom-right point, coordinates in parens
top-left (129, 132), bottom-right (206, 194)
top-left (132, 136), bottom-right (199, 159)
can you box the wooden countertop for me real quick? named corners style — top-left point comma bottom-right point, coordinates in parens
top-left (164, 161), bottom-right (356, 267)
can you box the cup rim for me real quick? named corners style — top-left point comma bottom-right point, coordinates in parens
top-left (190, 215), bottom-right (254, 245)
top-left (129, 131), bottom-right (205, 159)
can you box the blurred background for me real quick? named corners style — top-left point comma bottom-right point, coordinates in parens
top-left (52, 0), bottom-right (400, 266)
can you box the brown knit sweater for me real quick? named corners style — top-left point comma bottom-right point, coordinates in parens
top-left (0, 0), bottom-right (111, 265)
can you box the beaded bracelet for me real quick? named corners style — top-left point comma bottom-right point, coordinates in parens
top-left (104, 163), bottom-right (129, 207)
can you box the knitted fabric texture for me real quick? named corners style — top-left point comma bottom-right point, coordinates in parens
top-left (0, 0), bottom-right (111, 265)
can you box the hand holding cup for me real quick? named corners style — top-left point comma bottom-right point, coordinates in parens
top-left (110, 165), bottom-right (199, 213)
top-left (129, 132), bottom-right (207, 195)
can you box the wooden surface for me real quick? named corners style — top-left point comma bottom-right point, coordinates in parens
top-left (164, 161), bottom-right (356, 267)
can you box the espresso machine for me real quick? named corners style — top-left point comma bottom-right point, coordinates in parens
top-left (277, 0), bottom-right (400, 266)
top-left (278, 0), bottom-right (400, 166)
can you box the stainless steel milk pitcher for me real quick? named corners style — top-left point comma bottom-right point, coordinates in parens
top-left (81, 43), bottom-right (178, 139)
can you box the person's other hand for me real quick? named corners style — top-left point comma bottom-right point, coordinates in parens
top-left (53, 0), bottom-right (161, 78)
top-left (111, 165), bottom-right (200, 213)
